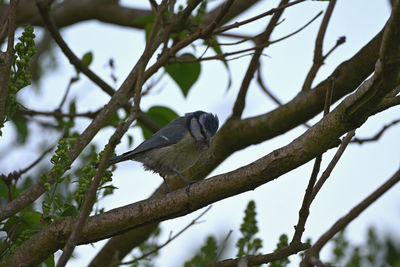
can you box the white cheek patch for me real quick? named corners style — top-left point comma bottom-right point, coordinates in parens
top-left (190, 118), bottom-right (203, 141)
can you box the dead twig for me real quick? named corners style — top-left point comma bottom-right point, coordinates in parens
top-left (301, 0), bottom-right (338, 91)
top-left (120, 206), bottom-right (212, 265)
top-left (351, 119), bottom-right (400, 144)
top-left (291, 78), bottom-right (334, 244)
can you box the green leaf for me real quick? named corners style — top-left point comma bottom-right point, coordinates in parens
top-left (11, 113), bottom-right (28, 144)
top-left (138, 106), bottom-right (179, 139)
top-left (59, 203), bottom-right (79, 217)
top-left (81, 51), bottom-right (93, 67)
top-left (21, 211), bottom-right (42, 228)
top-left (165, 53), bottom-right (201, 97)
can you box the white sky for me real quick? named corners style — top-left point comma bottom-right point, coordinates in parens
top-left (1, 0), bottom-right (399, 266)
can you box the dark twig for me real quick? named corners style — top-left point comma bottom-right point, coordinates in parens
top-left (311, 130), bottom-right (355, 201)
top-left (1, 144), bottom-right (55, 202)
top-left (257, 66), bottom-right (312, 129)
top-left (323, 36), bottom-right (346, 60)
top-left (301, 0), bottom-right (337, 91)
top-left (120, 206), bottom-right (212, 265)
top-left (214, 230), bottom-right (233, 262)
top-left (171, 42), bottom-right (273, 63)
top-left (57, 78), bottom-right (74, 110)
top-left (213, 0), bottom-right (306, 35)
top-left (291, 78), bottom-right (334, 244)
top-left (19, 107), bottom-right (101, 119)
top-left (35, 0), bottom-right (115, 97)
top-left (0, 0), bottom-right (17, 123)
top-left (256, 65), bottom-right (282, 106)
top-left (351, 119), bottom-right (400, 144)
top-left (270, 11), bottom-right (323, 45)
top-left (231, 0), bottom-right (290, 119)
top-left (302, 168), bottom-right (400, 265)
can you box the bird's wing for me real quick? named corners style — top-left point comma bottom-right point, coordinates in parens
top-left (109, 116), bottom-right (187, 164)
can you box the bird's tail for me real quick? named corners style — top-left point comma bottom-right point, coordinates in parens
top-left (109, 154), bottom-right (127, 165)
top-left (93, 153), bottom-right (131, 168)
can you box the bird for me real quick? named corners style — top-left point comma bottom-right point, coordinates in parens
top-left (108, 111), bottom-right (219, 193)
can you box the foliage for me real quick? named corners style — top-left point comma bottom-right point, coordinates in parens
top-left (236, 200), bottom-right (263, 257)
top-left (184, 236), bottom-right (219, 267)
top-left (328, 227), bottom-right (400, 267)
top-left (2, 25), bottom-right (36, 141)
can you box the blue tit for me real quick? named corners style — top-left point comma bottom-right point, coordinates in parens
top-left (108, 111), bottom-right (219, 192)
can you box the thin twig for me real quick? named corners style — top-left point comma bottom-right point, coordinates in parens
top-left (231, 0), bottom-right (290, 119)
top-left (311, 129), bottom-right (356, 201)
top-left (214, 230), bottom-right (233, 262)
top-left (303, 168), bottom-right (400, 264)
top-left (170, 42), bottom-right (273, 63)
top-left (19, 108), bottom-right (101, 119)
top-left (213, 0), bottom-right (306, 35)
top-left (270, 11), bottom-right (323, 45)
top-left (291, 78), bottom-right (334, 244)
top-left (57, 78), bottom-right (74, 110)
top-left (301, 0), bottom-right (337, 91)
top-left (36, 0), bottom-right (115, 97)
top-left (322, 36), bottom-right (346, 60)
top-left (351, 119), bottom-right (400, 144)
top-left (120, 206), bottom-right (213, 265)
top-left (1, 144), bottom-right (55, 202)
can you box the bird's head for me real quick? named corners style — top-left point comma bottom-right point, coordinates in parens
top-left (186, 111), bottom-right (219, 147)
